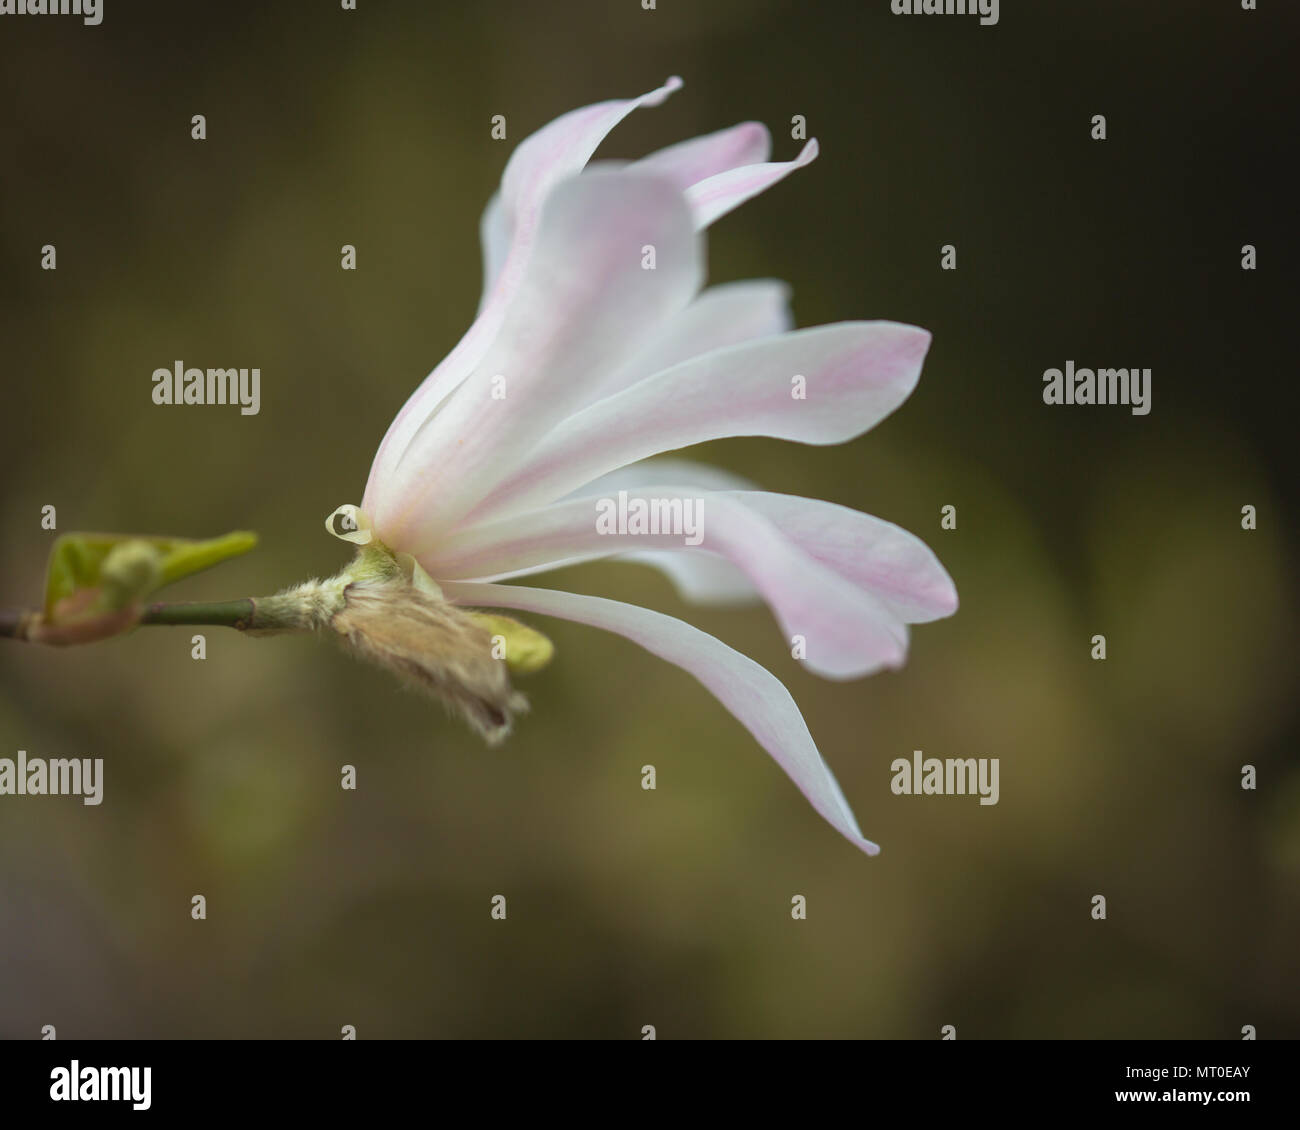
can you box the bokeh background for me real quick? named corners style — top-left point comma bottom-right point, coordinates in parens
top-left (1, 0), bottom-right (1296, 1038)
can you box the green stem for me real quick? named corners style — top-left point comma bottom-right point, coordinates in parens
top-left (1, 590), bottom-right (318, 642)
top-left (139, 598), bottom-right (259, 629)
top-left (140, 590), bottom-right (318, 633)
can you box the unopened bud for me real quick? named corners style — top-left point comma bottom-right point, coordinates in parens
top-left (99, 540), bottom-right (164, 610)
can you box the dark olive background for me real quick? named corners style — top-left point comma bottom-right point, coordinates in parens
top-left (0, 0), bottom-right (1296, 1038)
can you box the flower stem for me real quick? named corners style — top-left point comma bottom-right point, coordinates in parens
top-left (0, 592), bottom-right (316, 643)
top-left (138, 598), bottom-right (259, 629)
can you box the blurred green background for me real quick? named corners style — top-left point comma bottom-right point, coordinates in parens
top-left (1, 0), bottom-right (1296, 1038)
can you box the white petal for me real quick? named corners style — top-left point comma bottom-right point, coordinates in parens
top-left (621, 549), bottom-right (760, 605)
top-left (479, 120), bottom-right (779, 311)
top-left (428, 488), bottom-right (910, 680)
top-left (686, 139), bottom-right (819, 228)
top-left (364, 77), bottom-right (683, 512)
top-left (498, 77), bottom-right (682, 240)
top-left (373, 171), bottom-right (703, 553)
top-left (565, 459), bottom-right (763, 607)
top-left (570, 457), bottom-right (758, 497)
top-left (470, 459), bottom-right (765, 605)
top-left (558, 476), bottom-right (955, 621)
top-left (464, 321), bottom-right (930, 524)
top-left (629, 121), bottom-right (772, 192)
top-left (476, 190), bottom-right (509, 316)
top-left (589, 279), bottom-right (793, 401)
top-left (441, 581), bottom-right (880, 856)
top-left (723, 492), bottom-right (958, 624)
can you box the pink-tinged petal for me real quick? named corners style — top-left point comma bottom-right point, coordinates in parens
top-left (441, 581), bottom-right (881, 856)
top-left (562, 460), bottom-right (762, 606)
top-left (570, 456), bottom-right (758, 497)
top-left (476, 189), bottom-right (509, 315)
top-left (373, 171), bottom-right (703, 554)
top-left (622, 549), bottom-right (760, 605)
top-left (427, 489), bottom-right (909, 680)
top-left (686, 138), bottom-right (819, 229)
top-left (559, 467), bottom-right (954, 619)
top-left (590, 279), bottom-right (793, 401)
top-left (498, 77), bottom-right (683, 238)
top-left (363, 77), bottom-right (683, 512)
top-left (565, 470), bottom-right (953, 620)
top-left (465, 321), bottom-right (931, 525)
top-left (479, 123), bottom-right (772, 314)
top-left (630, 121), bottom-right (772, 192)
top-left (724, 492), bottom-right (958, 623)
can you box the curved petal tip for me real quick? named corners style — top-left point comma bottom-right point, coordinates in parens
top-left (645, 75), bottom-right (684, 105)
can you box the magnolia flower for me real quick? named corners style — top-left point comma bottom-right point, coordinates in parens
top-left (322, 77), bottom-right (957, 855)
